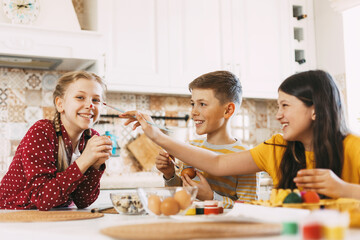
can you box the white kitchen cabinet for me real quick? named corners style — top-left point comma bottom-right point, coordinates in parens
top-left (237, 0), bottom-right (293, 98)
top-left (100, 0), bottom-right (227, 95)
top-left (170, 0), bottom-right (293, 99)
top-left (99, 0), bottom-right (293, 98)
top-left (97, 0), bottom-right (170, 93)
top-left (168, 0), bottom-right (228, 93)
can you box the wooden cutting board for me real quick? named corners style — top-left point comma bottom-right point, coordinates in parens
top-left (101, 221), bottom-right (282, 239)
top-left (0, 211), bottom-right (103, 222)
top-left (127, 134), bottom-right (162, 171)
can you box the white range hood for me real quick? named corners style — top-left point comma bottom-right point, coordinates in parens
top-left (0, 0), bottom-right (103, 71)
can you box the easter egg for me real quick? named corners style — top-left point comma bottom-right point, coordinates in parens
top-left (300, 191), bottom-right (306, 198)
top-left (283, 192), bottom-right (302, 204)
top-left (147, 195), bottom-right (161, 215)
top-left (160, 197), bottom-right (180, 216)
top-left (302, 191), bottom-right (320, 203)
top-left (174, 189), bottom-right (192, 210)
top-left (181, 167), bottom-right (196, 179)
top-left (275, 189), bottom-right (291, 205)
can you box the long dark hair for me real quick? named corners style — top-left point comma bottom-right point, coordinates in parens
top-left (276, 70), bottom-right (348, 189)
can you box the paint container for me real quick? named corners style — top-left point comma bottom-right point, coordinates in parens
top-left (195, 202), bottom-right (205, 215)
top-left (204, 200), bottom-right (219, 215)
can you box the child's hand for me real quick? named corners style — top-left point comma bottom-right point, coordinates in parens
top-left (155, 150), bottom-right (175, 180)
top-left (182, 171), bottom-right (213, 201)
top-left (76, 135), bottom-right (112, 173)
top-left (294, 169), bottom-right (346, 198)
top-left (119, 111), bottom-right (161, 141)
top-left (92, 157), bottom-right (108, 170)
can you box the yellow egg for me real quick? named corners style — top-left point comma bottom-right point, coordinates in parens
top-left (160, 197), bottom-right (180, 216)
top-left (147, 195), bottom-right (161, 215)
top-left (174, 189), bottom-right (191, 210)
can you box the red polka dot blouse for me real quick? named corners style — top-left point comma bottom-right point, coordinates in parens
top-left (0, 119), bottom-right (105, 211)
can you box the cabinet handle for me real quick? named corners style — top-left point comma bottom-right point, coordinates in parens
top-left (296, 14), bottom-right (307, 20)
top-left (295, 59), bottom-right (306, 64)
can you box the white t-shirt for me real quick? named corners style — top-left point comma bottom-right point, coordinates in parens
top-left (70, 142), bottom-right (81, 165)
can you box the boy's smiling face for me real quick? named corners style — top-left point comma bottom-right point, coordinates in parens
top-left (190, 88), bottom-right (229, 137)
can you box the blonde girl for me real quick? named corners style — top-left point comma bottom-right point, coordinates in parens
top-left (0, 71), bottom-right (112, 210)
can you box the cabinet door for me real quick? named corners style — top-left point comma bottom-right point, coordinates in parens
top-left (104, 0), bottom-right (170, 93)
top-left (100, 0), bottom-right (292, 97)
top-left (168, 0), bottom-right (231, 94)
top-left (238, 0), bottom-right (291, 99)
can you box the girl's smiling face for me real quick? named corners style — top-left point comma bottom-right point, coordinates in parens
top-left (56, 78), bottom-right (103, 136)
top-left (276, 90), bottom-right (315, 150)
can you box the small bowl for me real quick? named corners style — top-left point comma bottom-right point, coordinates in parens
top-left (110, 190), bottom-right (145, 215)
top-left (137, 186), bottom-right (198, 216)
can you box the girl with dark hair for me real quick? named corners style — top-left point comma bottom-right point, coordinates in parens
top-left (121, 70), bottom-right (360, 199)
top-left (0, 71), bottom-right (113, 210)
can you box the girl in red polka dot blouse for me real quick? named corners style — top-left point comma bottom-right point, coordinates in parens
top-left (0, 71), bottom-right (113, 210)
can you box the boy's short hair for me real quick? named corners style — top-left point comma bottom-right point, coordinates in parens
top-left (188, 71), bottom-right (242, 106)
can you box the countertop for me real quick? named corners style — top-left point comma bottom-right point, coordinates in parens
top-left (100, 172), bottom-right (164, 189)
top-left (1, 190), bottom-right (360, 240)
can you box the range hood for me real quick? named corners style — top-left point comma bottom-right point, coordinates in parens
top-left (0, 23), bottom-right (103, 71)
top-left (0, 55), bottom-right (96, 71)
top-left (0, 0), bottom-right (103, 71)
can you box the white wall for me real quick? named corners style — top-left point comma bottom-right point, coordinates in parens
top-left (0, 0), bottom-right (80, 31)
top-left (343, 5), bottom-right (360, 134)
top-left (313, 0), bottom-right (346, 76)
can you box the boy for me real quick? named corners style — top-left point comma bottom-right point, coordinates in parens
top-left (155, 71), bottom-right (256, 208)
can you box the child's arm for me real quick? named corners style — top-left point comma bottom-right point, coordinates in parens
top-left (155, 150), bottom-right (176, 180)
top-left (156, 150), bottom-right (182, 186)
top-left (120, 111), bottom-right (260, 176)
top-left (70, 166), bottom-right (103, 209)
top-left (294, 169), bottom-right (360, 199)
top-left (23, 124), bottom-right (111, 210)
top-left (213, 192), bottom-right (235, 209)
top-left (182, 172), bottom-right (236, 207)
top-left (70, 136), bottom-right (112, 208)
top-left (75, 136), bottom-right (112, 174)
top-left (343, 183), bottom-right (360, 199)
top-left (182, 171), bottom-right (212, 200)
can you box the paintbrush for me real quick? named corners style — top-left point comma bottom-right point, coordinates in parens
top-left (102, 102), bottom-right (173, 132)
top-left (169, 155), bottom-right (180, 169)
top-left (163, 151), bottom-right (179, 169)
top-left (91, 206), bottom-right (113, 213)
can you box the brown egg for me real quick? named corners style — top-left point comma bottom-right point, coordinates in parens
top-left (181, 167), bottom-right (196, 179)
top-left (174, 189), bottom-right (192, 210)
top-left (160, 197), bottom-right (180, 216)
top-left (147, 195), bottom-right (161, 215)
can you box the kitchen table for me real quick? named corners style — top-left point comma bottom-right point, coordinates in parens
top-left (1, 190), bottom-right (360, 240)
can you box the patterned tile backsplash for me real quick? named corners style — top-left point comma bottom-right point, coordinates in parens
top-left (0, 67), bottom-right (283, 178)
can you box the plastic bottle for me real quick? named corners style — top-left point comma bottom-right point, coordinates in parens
top-left (105, 131), bottom-right (119, 156)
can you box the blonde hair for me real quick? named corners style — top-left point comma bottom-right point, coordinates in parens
top-left (53, 71), bottom-right (106, 172)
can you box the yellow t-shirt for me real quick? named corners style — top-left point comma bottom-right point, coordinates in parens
top-left (250, 134), bottom-right (360, 187)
